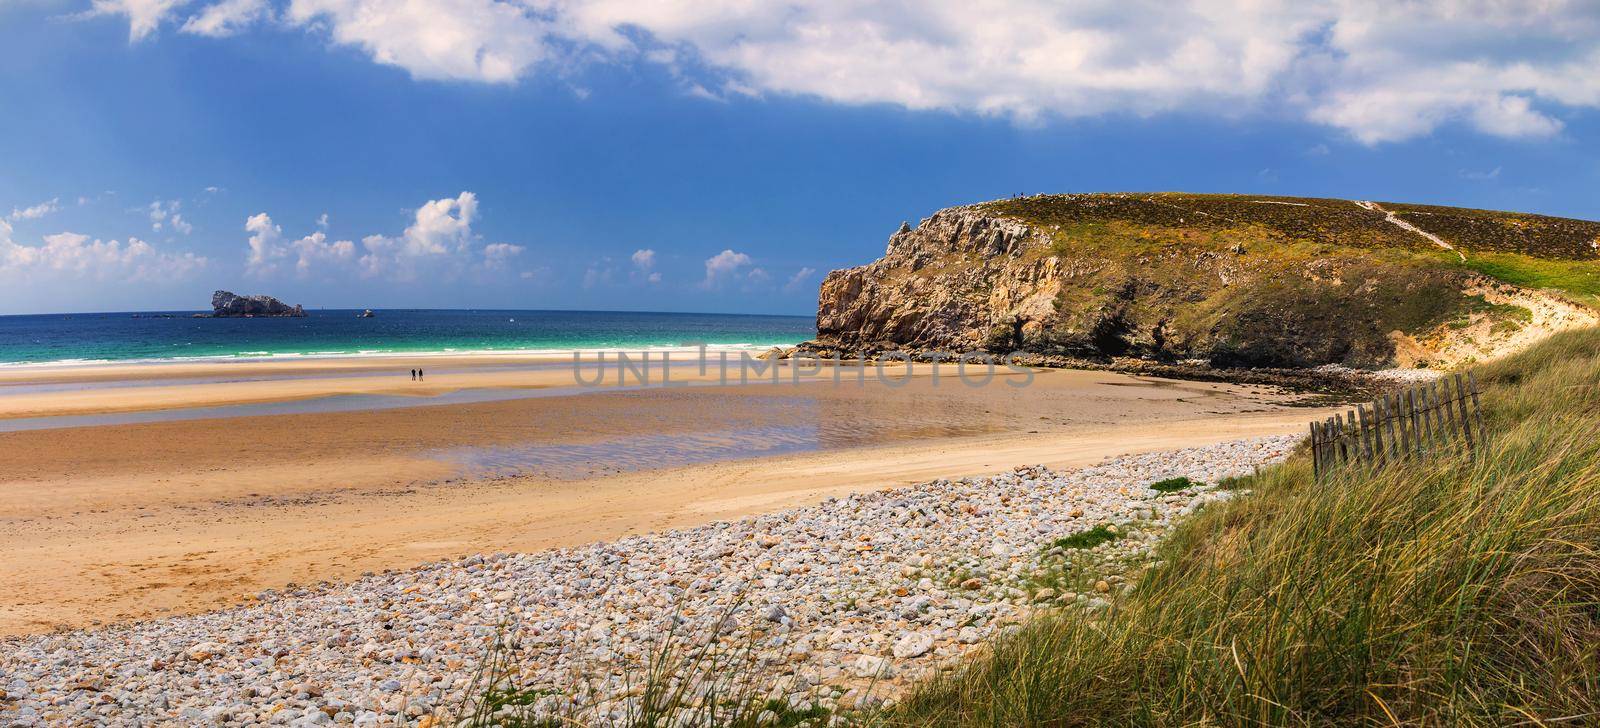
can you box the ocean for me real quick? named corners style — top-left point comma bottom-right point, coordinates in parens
top-left (0, 309), bottom-right (817, 366)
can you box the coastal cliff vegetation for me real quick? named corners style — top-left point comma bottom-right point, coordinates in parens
top-left (810, 193), bottom-right (1600, 370)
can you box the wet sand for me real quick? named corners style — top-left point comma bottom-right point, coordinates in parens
top-left (0, 358), bottom-right (1327, 636)
top-left (0, 351), bottom-right (800, 419)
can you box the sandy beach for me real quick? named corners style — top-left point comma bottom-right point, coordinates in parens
top-left (0, 355), bottom-right (1328, 637)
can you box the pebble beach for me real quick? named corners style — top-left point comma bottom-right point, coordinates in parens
top-left (1, 435), bottom-right (1298, 727)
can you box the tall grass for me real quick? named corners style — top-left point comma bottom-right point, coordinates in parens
top-left (887, 328), bottom-right (1600, 726)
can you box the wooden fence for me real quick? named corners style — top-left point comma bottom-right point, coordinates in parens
top-left (1310, 372), bottom-right (1488, 481)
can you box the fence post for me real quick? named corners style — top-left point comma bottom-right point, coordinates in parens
top-left (1385, 394), bottom-right (1402, 460)
top-left (1358, 404), bottom-right (1375, 465)
top-left (1344, 410), bottom-right (1358, 465)
top-left (1420, 380), bottom-right (1437, 453)
top-left (1310, 420), bottom-right (1323, 482)
top-left (1409, 388), bottom-right (1421, 460)
top-left (1467, 371), bottom-right (1489, 448)
top-left (1452, 373), bottom-right (1476, 457)
top-left (1401, 396), bottom-right (1414, 457)
top-left (1339, 411), bottom-right (1353, 464)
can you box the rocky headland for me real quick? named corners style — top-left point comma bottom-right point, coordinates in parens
top-left (804, 193), bottom-right (1599, 374)
top-left (209, 290), bottom-right (307, 318)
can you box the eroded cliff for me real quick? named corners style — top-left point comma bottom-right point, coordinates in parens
top-left (808, 193), bottom-right (1600, 369)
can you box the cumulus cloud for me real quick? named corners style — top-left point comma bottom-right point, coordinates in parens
top-left (99, 0), bottom-right (1600, 143)
top-left (358, 191), bottom-right (480, 280)
top-left (245, 192), bottom-right (517, 281)
top-left (629, 248), bottom-right (660, 283)
top-left (8, 198), bottom-right (61, 222)
top-left (284, 0), bottom-right (549, 83)
top-left (700, 248), bottom-right (753, 289)
top-left (481, 242), bottom-right (525, 269)
top-left (244, 212), bottom-right (356, 278)
top-left (146, 199), bottom-right (190, 234)
top-left (0, 219), bottom-right (207, 281)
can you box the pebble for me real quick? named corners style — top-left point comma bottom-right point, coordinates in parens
top-left (0, 436), bottom-right (1295, 726)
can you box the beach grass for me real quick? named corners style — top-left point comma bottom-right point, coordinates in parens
top-left (1146, 476), bottom-right (1200, 493)
top-left (883, 327), bottom-right (1600, 726)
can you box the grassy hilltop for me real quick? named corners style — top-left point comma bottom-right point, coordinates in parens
top-left (814, 193), bottom-right (1600, 369)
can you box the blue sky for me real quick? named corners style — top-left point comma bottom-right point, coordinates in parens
top-left (3, 1), bottom-right (1599, 315)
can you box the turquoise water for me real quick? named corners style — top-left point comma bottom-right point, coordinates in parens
top-left (0, 309), bottom-right (816, 365)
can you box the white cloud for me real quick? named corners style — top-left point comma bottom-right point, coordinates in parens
top-left (481, 242), bottom-right (524, 269)
top-left (79, 0), bottom-right (1600, 143)
top-left (105, 0), bottom-right (1599, 143)
top-left (284, 0), bottom-right (550, 83)
top-left (629, 248), bottom-right (662, 283)
top-left (358, 191), bottom-right (479, 280)
top-left (180, 0), bottom-right (267, 36)
top-left (244, 212), bottom-right (282, 275)
top-left (700, 248), bottom-right (752, 289)
top-left (80, 0), bottom-right (190, 41)
top-left (244, 212), bottom-right (355, 278)
top-left (0, 219), bottom-right (207, 281)
top-left (291, 231), bottom-right (356, 275)
top-left (1461, 166), bottom-right (1502, 182)
top-left (783, 266), bottom-right (817, 293)
top-left (246, 192), bottom-right (520, 281)
top-left (8, 198), bottom-right (61, 222)
top-left (147, 199), bottom-right (189, 234)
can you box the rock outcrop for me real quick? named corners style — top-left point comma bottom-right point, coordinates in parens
top-left (209, 290), bottom-right (306, 318)
top-left (807, 193), bottom-right (1600, 369)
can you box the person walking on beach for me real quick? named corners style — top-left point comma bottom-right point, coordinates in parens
top-left (418, 368), bottom-right (424, 381)
top-left (410, 368), bottom-right (417, 381)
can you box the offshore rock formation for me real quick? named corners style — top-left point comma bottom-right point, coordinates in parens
top-left (808, 193), bottom-right (1599, 369)
top-left (209, 290), bottom-right (306, 318)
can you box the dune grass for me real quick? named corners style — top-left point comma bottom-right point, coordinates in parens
top-left (1147, 476), bottom-right (1201, 493)
top-left (885, 328), bottom-right (1600, 726)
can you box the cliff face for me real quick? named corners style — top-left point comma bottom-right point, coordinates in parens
top-left (210, 290), bottom-right (306, 318)
top-left (811, 193), bottom-right (1600, 369)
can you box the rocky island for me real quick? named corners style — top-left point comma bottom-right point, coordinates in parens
top-left (207, 290), bottom-right (306, 318)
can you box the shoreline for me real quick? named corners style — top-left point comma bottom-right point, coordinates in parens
top-left (0, 342), bottom-right (800, 373)
top-left (0, 367), bottom-right (1326, 636)
top-left (0, 348), bottom-right (860, 420)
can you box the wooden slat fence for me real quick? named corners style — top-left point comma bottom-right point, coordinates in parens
top-left (1310, 372), bottom-right (1488, 482)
